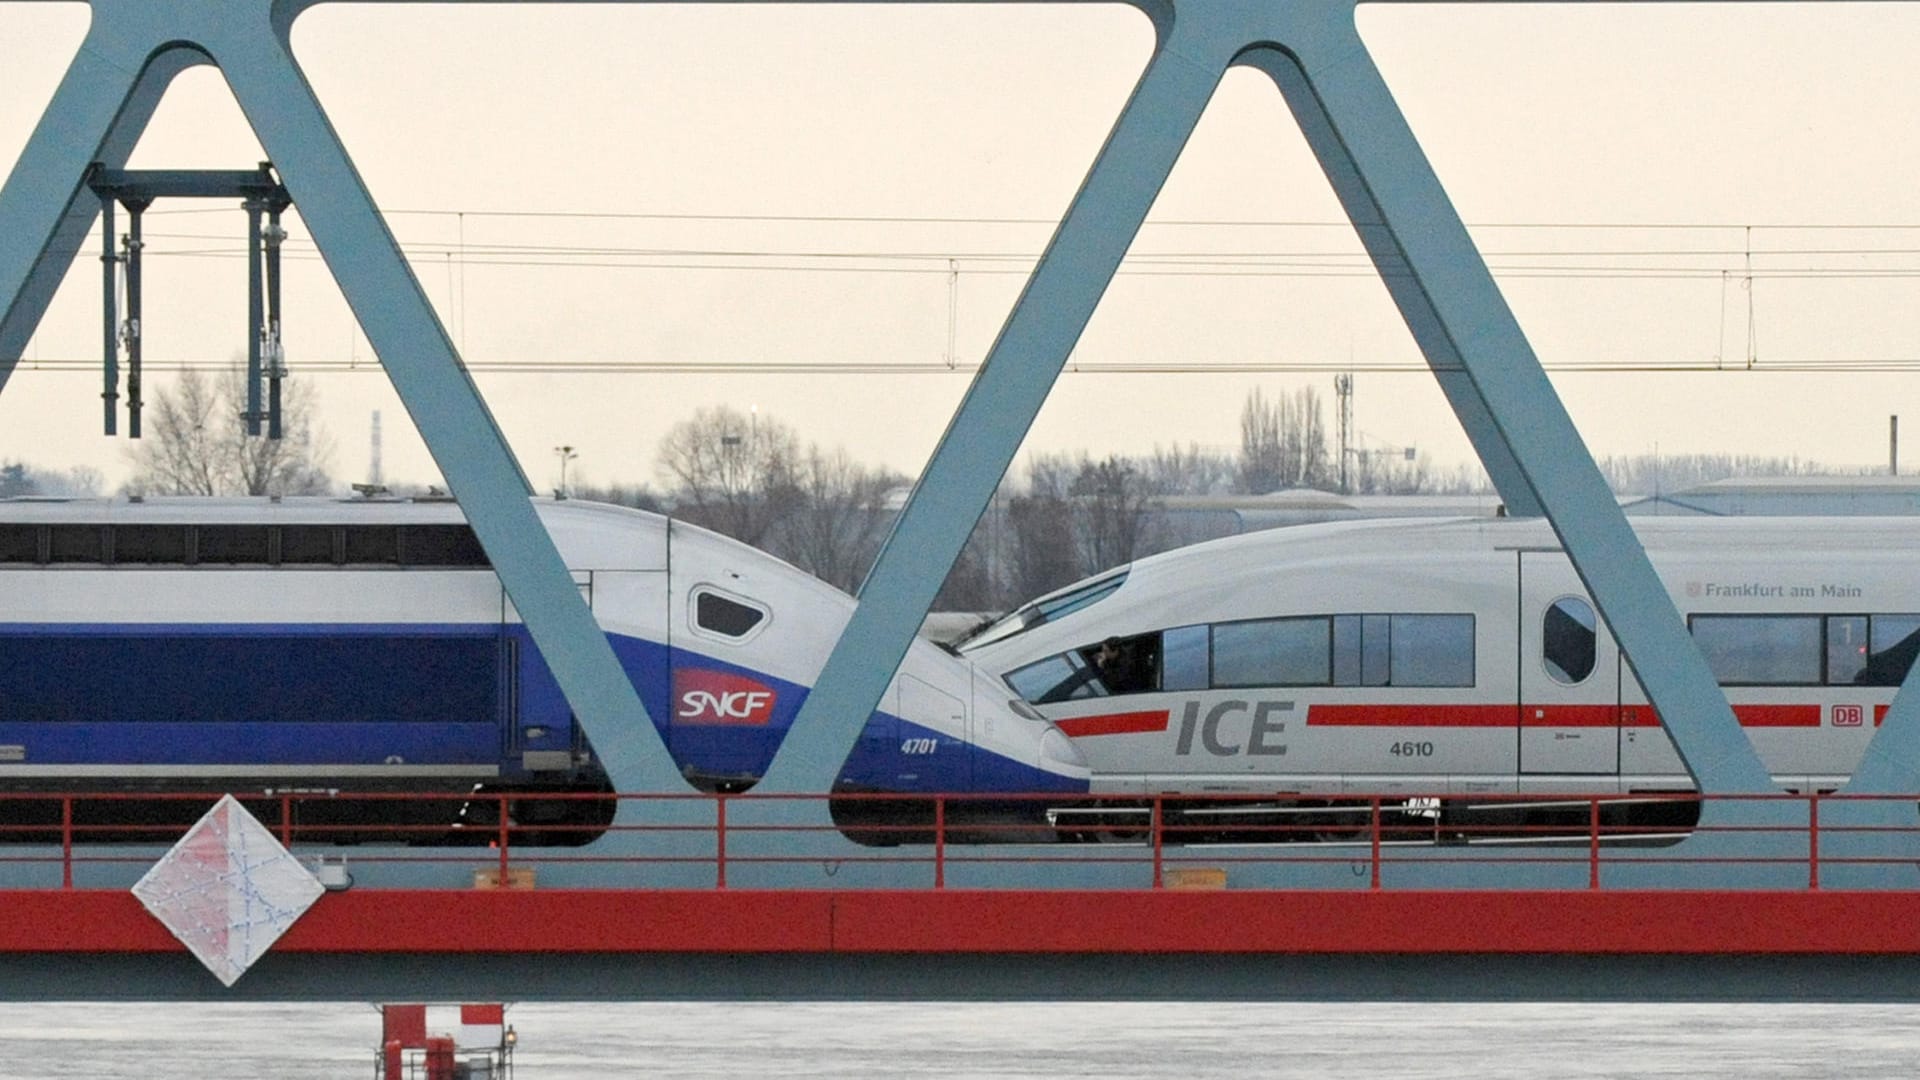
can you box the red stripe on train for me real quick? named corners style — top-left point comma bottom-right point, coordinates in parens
top-left (1732, 704), bottom-right (1822, 727)
top-left (1309, 704), bottom-right (1823, 728)
top-left (1627, 704), bottom-right (1822, 728)
top-left (1308, 705), bottom-right (1511, 727)
top-left (1055, 710), bottom-right (1171, 737)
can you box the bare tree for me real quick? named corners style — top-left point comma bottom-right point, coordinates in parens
top-left (224, 369), bottom-right (333, 496)
top-left (1007, 456), bottom-right (1081, 600)
top-left (936, 480), bottom-right (1018, 613)
top-left (1287, 385), bottom-right (1332, 488)
top-left (768, 445), bottom-right (907, 593)
top-left (656, 405), bottom-right (802, 546)
top-left (1144, 441), bottom-right (1235, 496)
top-left (1071, 455), bottom-right (1162, 571)
top-left (1238, 387), bottom-right (1285, 494)
top-left (124, 368), bottom-right (333, 497)
top-left (1238, 386), bottom-right (1332, 493)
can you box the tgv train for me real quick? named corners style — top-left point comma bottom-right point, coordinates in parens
top-left (959, 516), bottom-right (1920, 823)
top-left (0, 496), bottom-right (1087, 841)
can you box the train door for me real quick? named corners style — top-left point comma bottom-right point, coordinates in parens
top-left (1517, 553), bottom-right (1620, 776)
top-left (899, 675), bottom-right (970, 792)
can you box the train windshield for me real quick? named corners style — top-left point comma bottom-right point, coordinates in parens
top-left (958, 569), bottom-right (1129, 651)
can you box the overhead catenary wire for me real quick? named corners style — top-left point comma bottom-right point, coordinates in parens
top-left (17, 355), bottom-right (1920, 375)
top-left (34, 211), bottom-right (1920, 379)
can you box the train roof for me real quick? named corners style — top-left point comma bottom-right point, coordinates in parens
top-left (0, 494), bottom-right (687, 533)
top-left (1015, 513), bottom-right (1920, 611)
top-left (0, 494), bottom-right (491, 523)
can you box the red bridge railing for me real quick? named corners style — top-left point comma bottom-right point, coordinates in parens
top-left (0, 789), bottom-right (1912, 891)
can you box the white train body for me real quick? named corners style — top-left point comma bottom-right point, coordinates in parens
top-left (0, 497), bottom-right (1087, 800)
top-left (961, 516), bottom-right (1920, 798)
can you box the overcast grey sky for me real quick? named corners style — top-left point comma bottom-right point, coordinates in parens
top-left (5, 2), bottom-right (1920, 494)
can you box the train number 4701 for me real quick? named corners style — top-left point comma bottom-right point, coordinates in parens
top-left (1389, 741), bottom-right (1435, 757)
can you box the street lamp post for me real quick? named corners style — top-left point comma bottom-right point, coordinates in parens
top-left (554, 444), bottom-right (577, 499)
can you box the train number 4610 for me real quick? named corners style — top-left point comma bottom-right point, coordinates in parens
top-left (1389, 741), bottom-right (1435, 757)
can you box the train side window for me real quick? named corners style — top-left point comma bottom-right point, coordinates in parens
top-left (1828, 615), bottom-right (1870, 685)
top-left (691, 587), bottom-right (768, 641)
top-left (1390, 614), bottom-right (1475, 687)
top-left (1075, 632), bottom-right (1159, 696)
top-left (279, 525), bottom-right (339, 565)
top-left (343, 526), bottom-right (400, 564)
top-left (0, 524), bottom-right (40, 563)
top-left (1689, 614), bottom-right (1821, 685)
top-left (1332, 615), bottom-right (1390, 687)
top-left (1542, 598), bottom-right (1597, 685)
top-left (112, 525), bottom-right (189, 564)
top-left (1007, 653), bottom-right (1095, 705)
top-left (960, 569), bottom-right (1129, 650)
top-left (400, 525), bottom-right (490, 567)
top-left (1859, 615), bottom-right (1920, 686)
top-left (197, 525), bottom-right (271, 564)
top-left (47, 524), bottom-right (105, 563)
top-left (1333, 616), bottom-right (1360, 685)
top-left (1212, 617), bottom-right (1330, 688)
top-left (1161, 625), bottom-right (1210, 692)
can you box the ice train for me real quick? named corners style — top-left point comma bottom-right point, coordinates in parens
top-left (0, 496), bottom-right (1088, 841)
top-left (959, 516), bottom-right (1920, 812)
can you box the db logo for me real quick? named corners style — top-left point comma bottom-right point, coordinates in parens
top-left (1833, 704), bottom-right (1865, 728)
top-left (674, 669), bottom-right (778, 726)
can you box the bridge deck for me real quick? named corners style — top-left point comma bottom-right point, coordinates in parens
top-left (9, 888), bottom-right (1920, 955)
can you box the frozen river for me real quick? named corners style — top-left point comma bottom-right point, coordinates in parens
top-left (2, 1002), bottom-right (1917, 1078)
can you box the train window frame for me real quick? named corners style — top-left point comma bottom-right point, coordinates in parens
top-left (342, 525), bottom-right (401, 565)
top-left (1007, 651), bottom-right (1103, 705)
top-left (47, 524), bottom-right (106, 564)
top-left (958, 569), bottom-right (1129, 651)
top-left (1332, 614), bottom-right (1392, 688)
top-left (1387, 613), bottom-right (1476, 688)
top-left (398, 524), bottom-right (491, 568)
top-left (111, 524), bottom-right (190, 565)
top-left (1687, 613), bottom-right (1823, 687)
top-left (0, 523), bottom-right (41, 564)
top-left (1210, 616), bottom-right (1332, 689)
top-left (1541, 596), bottom-right (1598, 686)
top-left (1827, 615), bottom-right (1870, 686)
top-left (1857, 614), bottom-right (1920, 686)
top-left (195, 524), bottom-right (272, 565)
top-left (1160, 625), bottom-right (1210, 692)
top-left (688, 585), bottom-right (770, 644)
top-left (278, 524), bottom-right (341, 565)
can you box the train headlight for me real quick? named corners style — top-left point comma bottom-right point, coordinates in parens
top-left (1040, 727), bottom-right (1087, 769)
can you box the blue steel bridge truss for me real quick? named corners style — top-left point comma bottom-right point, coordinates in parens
top-left (3, 0), bottom-right (1919, 911)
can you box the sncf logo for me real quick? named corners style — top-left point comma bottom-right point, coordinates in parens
top-left (674, 669), bottom-right (778, 726)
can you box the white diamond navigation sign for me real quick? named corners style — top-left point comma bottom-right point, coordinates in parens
top-left (132, 795), bottom-right (326, 986)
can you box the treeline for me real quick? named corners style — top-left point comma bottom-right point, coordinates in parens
top-left (0, 373), bottom-right (1887, 610)
top-left (1593, 453), bottom-right (1860, 495)
top-left (0, 462), bottom-right (101, 498)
